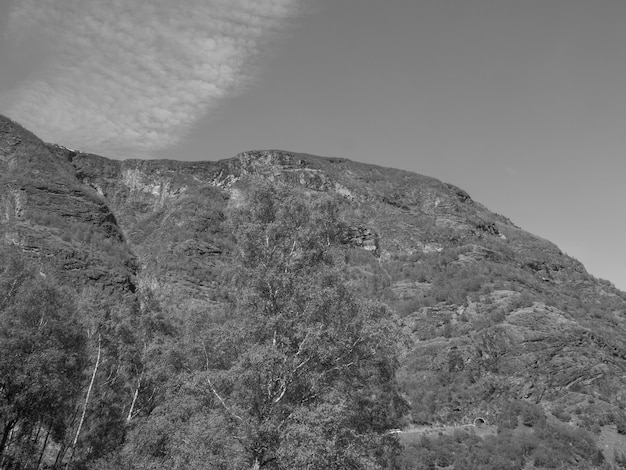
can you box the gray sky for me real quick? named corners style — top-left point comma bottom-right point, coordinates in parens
top-left (1, 0), bottom-right (625, 290)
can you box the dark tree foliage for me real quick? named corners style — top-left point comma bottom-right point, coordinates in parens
top-left (0, 247), bottom-right (161, 469)
top-left (0, 246), bottom-right (86, 468)
top-left (60, 285), bottom-right (177, 468)
top-left (114, 183), bottom-right (406, 469)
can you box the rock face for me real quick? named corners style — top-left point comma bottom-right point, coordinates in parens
top-left (2, 114), bottom-right (626, 452)
top-left (0, 117), bottom-right (137, 294)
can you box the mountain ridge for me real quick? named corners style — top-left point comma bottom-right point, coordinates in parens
top-left (3, 113), bottom-right (626, 468)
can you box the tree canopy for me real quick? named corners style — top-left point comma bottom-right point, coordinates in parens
top-left (115, 183), bottom-right (406, 469)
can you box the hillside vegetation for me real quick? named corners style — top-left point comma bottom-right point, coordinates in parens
top-left (2, 114), bottom-right (626, 469)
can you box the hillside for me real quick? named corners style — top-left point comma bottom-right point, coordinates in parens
top-left (2, 113), bottom-right (626, 469)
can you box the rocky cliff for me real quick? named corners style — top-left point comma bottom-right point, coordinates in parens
top-left (2, 114), bottom-right (626, 465)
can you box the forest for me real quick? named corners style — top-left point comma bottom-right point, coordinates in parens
top-left (0, 184), bottom-right (406, 469)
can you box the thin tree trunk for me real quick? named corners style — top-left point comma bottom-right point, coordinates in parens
top-left (15, 422), bottom-right (36, 470)
top-left (53, 404), bottom-right (80, 470)
top-left (36, 423), bottom-right (52, 470)
top-left (32, 422), bottom-right (42, 447)
top-left (66, 333), bottom-right (101, 468)
top-left (0, 419), bottom-right (16, 465)
top-left (53, 441), bottom-right (66, 469)
top-left (126, 371), bottom-right (142, 423)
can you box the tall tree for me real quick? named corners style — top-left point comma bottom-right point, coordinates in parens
top-left (64, 287), bottom-right (167, 466)
top-left (112, 183), bottom-right (406, 469)
top-left (206, 183), bottom-right (406, 469)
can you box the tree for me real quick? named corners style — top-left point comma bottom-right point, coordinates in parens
top-left (203, 183), bottom-right (406, 468)
top-left (0, 246), bottom-right (86, 467)
top-left (64, 286), bottom-right (173, 466)
top-left (112, 183), bottom-right (406, 469)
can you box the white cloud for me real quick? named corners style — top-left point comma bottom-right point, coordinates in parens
top-left (0, 0), bottom-right (301, 157)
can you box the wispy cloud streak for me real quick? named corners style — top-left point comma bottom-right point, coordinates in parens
top-left (0, 0), bottom-right (300, 156)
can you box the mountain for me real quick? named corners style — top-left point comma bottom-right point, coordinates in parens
top-left (2, 113), bottom-right (626, 469)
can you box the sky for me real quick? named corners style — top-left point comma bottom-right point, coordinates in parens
top-left (0, 0), bottom-right (625, 290)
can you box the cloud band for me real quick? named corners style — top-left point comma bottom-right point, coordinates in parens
top-left (1, 0), bottom-right (301, 156)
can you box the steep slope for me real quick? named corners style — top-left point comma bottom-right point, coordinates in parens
top-left (2, 114), bottom-right (626, 467)
top-left (0, 116), bottom-right (136, 294)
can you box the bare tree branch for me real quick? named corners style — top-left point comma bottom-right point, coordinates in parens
top-left (207, 377), bottom-right (244, 423)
